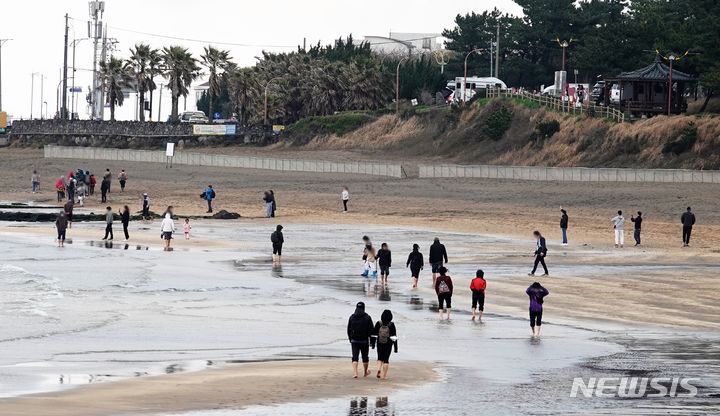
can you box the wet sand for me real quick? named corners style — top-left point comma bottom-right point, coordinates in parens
top-left (0, 359), bottom-right (435, 416)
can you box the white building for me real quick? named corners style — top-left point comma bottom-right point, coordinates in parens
top-left (364, 32), bottom-right (442, 56)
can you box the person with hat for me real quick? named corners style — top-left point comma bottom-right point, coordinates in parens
top-left (347, 301), bottom-right (374, 378)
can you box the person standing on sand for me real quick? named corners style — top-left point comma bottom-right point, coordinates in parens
top-left (204, 185), bottom-right (215, 213)
top-left (119, 205), bottom-right (130, 241)
top-left (371, 309), bottom-right (398, 380)
top-left (102, 206), bottom-right (114, 241)
top-left (560, 208), bottom-right (569, 245)
top-left (55, 211), bottom-right (68, 247)
top-left (631, 211), bottom-right (643, 247)
top-left (31, 170), bottom-right (40, 193)
top-left (270, 190), bottom-right (276, 217)
top-left (435, 267), bottom-right (453, 320)
top-left (117, 169), bottom-right (128, 192)
top-left (142, 193), bottom-right (150, 220)
top-left (89, 174), bottom-right (96, 195)
top-left (529, 230), bottom-right (549, 276)
top-left (341, 186), bottom-right (350, 212)
top-left (611, 210), bottom-right (625, 248)
top-left (183, 218), bottom-right (192, 240)
top-left (429, 237), bottom-right (448, 287)
top-left (100, 176), bottom-right (109, 203)
top-left (103, 169), bottom-right (112, 193)
top-left (66, 177), bottom-right (76, 203)
top-left (160, 212), bottom-right (175, 251)
top-left (63, 199), bottom-right (74, 229)
top-left (271, 225), bottom-right (284, 263)
top-left (406, 244), bottom-right (424, 288)
top-left (347, 301), bottom-right (374, 378)
top-left (376, 243), bottom-right (392, 285)
top-left (263, 191), bottom-right (273, 218)
top-left (55, 176), bottom-right (66, 202)
top-left (526, 282), bottom-right (549, 337)
top-left (470, 269), bottom-right (487, 321)
top-left (681, 207), bottom-right (696, 247)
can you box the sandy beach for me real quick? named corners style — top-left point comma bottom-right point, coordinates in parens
top-left (1, 147), bottom-right (719, 415)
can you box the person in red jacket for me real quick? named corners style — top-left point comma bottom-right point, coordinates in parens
top-left (434, 267), bottom-right (454, 320)
top-left (470, 269), bottom-right (487, 321)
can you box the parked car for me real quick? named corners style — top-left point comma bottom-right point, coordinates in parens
top-left (180, 111), bottom-right (209, 123)
top-left (590, 81), bottom-right (605, 100)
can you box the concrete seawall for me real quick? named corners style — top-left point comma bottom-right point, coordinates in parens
top-left (418, 164), bottom-right (720, 183)
top-left (44, 145), bottom-right (405, 178)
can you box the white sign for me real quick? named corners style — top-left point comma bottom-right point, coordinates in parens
top-left (192, 124), bottom-right (237, 135)
top-left (166, 142), bottom-right (175, 157)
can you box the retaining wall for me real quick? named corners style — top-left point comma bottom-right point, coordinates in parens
top-left (418, 164), bottom-right (720, 183)
top-left (44, 145), bottom-right (404, 178)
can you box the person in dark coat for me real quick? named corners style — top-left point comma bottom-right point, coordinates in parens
top-left (406, 244), bottom-right (424, 288)
top-left (429, 237), bottom-right (448, 286)
top-left (681, 207), bottom-right (696, 247)
top-left (119, 205), bottom-right (131, 241)
top-left (347, 302), bottom-right (374, 378)
top-left (526, 282), bottom-right (549, 337)
top-left (376, 243), bottom-right (392, 285)
top-left (631, 211), bottom-right (643, 246)
top-left (560, 208), bottom-right (569, 245)
top-left (529, 231), bottom-right (548, 276)
top-left (271, 225), bottom-right (284, 263)
top-left (371, 309), bottom-right (397, 380)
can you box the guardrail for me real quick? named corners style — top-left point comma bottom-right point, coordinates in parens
top-left (419, 164), bottom-right (720, 184)
top-left (44, 145), bottom-right (405, 178)
top-left (487, 88), bottom-right (625, 123)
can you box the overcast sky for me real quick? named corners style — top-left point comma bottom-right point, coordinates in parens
top-left (1, 0), bottom-right (522, 120)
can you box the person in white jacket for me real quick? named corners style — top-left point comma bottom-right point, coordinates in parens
top-left (611, 210), bottom-right (625, 248)
top-left (160, 213), bottom-right (175, 251)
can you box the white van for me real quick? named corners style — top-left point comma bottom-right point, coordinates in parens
top-left (452, 76), bottom-right (507, 102)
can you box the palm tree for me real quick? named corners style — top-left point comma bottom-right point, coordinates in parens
top-left (125, 43), bottom-right (159, 121)
top-left (224, 64), bottom-right (259, 125)
top-left (201, 46), bottom-right (232, 119)
top-left (99, 56), bottom-right (132, 121)
top-left (146, 49), bottom-right (162, 120)
top-left (161, 46), bottom-right (201, 122)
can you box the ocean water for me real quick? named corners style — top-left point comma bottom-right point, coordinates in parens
top-left (0, 222), bottom-right (718, 414)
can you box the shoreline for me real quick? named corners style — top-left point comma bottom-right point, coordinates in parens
top-left (0, 359), bottom-right (438, 416)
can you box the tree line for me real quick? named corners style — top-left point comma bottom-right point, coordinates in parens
top-left (101, 0), bottom-right (720, 123)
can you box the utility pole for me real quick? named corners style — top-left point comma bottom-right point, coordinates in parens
top-left (158, 83), bottom-right (163, 121)
top-left (61, 13), bottom-right (69, 119)
top-left (495, 24), bottom-right (500, 79)
top-left (30, 72), bottom-right (40, 119)
top-left (395, 57), bottom-right (408, 114)
top-left (89, 1), bottom-right (105, 120)
top-left (0, 39), bottom-right (11, 112)
top-left (40, 74), bottom-right (45, 119)
top-left (489, 39), bottom-right (493, 77)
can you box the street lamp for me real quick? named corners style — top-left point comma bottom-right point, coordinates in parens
top-left (463, 48), bottom-right (483, 103)
top-left (0, 38), bottom-right (12, 112)
top-left (30, 72), bottom-right (41, 119)
top-left (70, 38), bottom-right (88, 119)
top-left (555, 38), bottom-right (575, 100)
top-left (657, 49), bottom-right (689, 116)
top-left (264, 77), bottom-right (281, 126)
top-left (396, 57), bottom-right (408, 114)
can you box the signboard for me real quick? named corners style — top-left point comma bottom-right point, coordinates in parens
top-left (554, 71), bottom-right (567, 97)
top-left (192, 124), bottom-right (237, 136)
top-left (272, 125), bottom-right (285, 133)
top-left (166, 142), bottom-right (175, 157)
top-left (0, 112), bottom-right (7, 129)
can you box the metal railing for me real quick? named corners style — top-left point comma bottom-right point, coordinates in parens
top-left (486, 88), bottom-right (625, 123)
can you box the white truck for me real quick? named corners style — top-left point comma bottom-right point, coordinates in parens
top-left (449, 76), bottom-right (507, 102)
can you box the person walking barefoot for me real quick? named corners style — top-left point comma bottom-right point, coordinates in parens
top-left (528, 231), bottom-right (549, 276)
top-left (347, 302), bottom-right (374, 378)
top-left (371, 310), bottom-right (398, 380)
top-left (376, 243), bottom-right (392, 286)
top-left (435, 267), bottom-right (453, 320)
top-left (429, 237), bottom-right (448, 287)
top-left (406, 244), bottom-right (424, 288)
top-left (55, 211), bottom-right (68, 247)
top-left (470, 269), bottom-right (487, 321)
top-left (526, 282), bottom-right (549, 337)
top-left (271, 225), bottom-right (284, 263)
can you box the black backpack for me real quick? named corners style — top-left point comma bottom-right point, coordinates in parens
top-left (349, 315), bottom-right (366, 339)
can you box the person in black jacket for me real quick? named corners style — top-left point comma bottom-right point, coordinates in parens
top-left (560, 208), bottom-right (569, 245)
top-left (529, 230), bottom-right (549, 276)
top-left (371, 309), bottom-right (397, 380)
top-left (347, 302), bottom-right (374, 378)
top-left (681, 207), bottom-right (696, 247)
top-left (376, 243), bottom-right (392, 285)
top-left (631, 211), bottom-right (643, 246)
top-left (119, 205), bottom-right (131, 241)
top-left (406, 244), bottom-right (424, 288)
top-left (271, 225), bottom-right (284, 263)
top-left (429, 237), bottom-right (448, 286)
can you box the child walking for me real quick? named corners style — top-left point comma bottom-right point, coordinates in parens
top-left (470, 269), bottom-right (487, 321)
top-left (183, 218), bottom-right (192, 240)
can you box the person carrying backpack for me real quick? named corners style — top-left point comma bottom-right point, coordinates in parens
top-left (470, 269), bottom-right (487, 321)
top-left (271, 225), bottom-right (284, 263)
top-left (204, 185), bottom-right (216, 213)
top-left (118, 169), bottom-right (128, 192)
top-left (347, 301), bottom-right (374, 378)
top-left (526, 282), bottom-right (549, 337)
top-left (371, 309), bottom-right (397, 380)
top-left (434, 266), bottom-right (454, 320)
